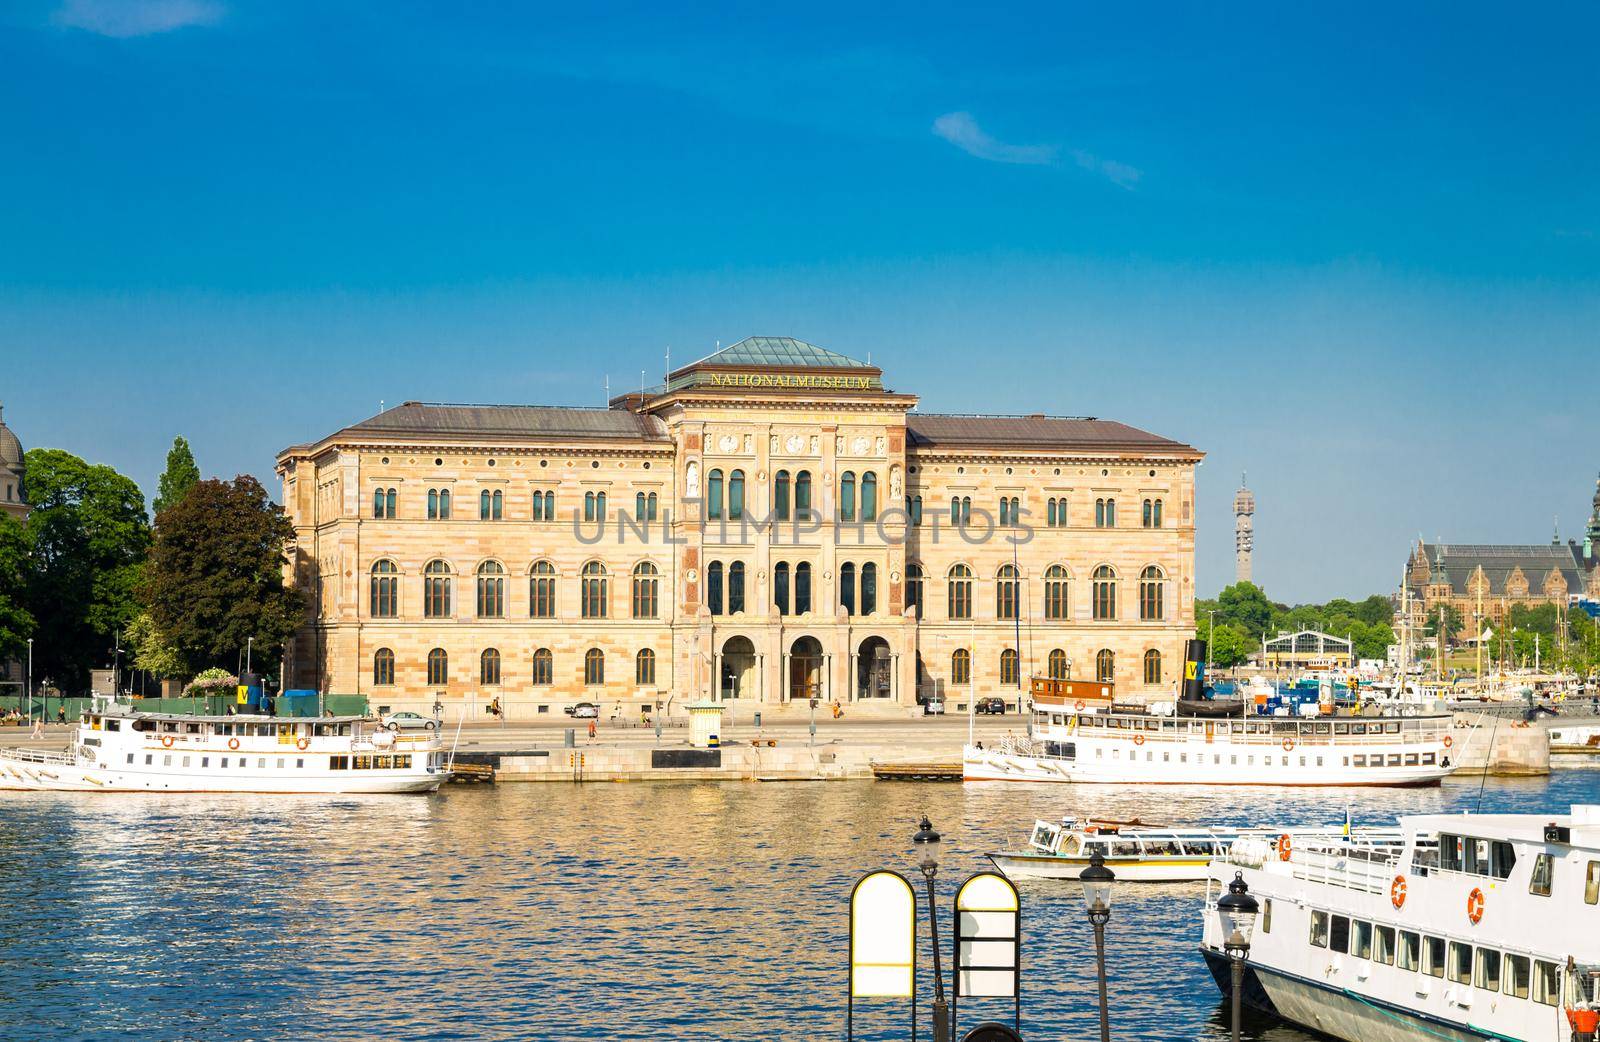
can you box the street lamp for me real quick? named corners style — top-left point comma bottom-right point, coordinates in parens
top-left (1079, 849), bottom-right (1114, 1042)
top-left (912, 816), bottom-right (951, 1042)
top-left (26, 638), bottom-right (33, 725)
top-left (1216, 871), bottom-right (1260, 1042)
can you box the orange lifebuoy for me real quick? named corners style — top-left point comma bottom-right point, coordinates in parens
top-left (228, 737), bottom-right (240, 751)
top-left (1133, 733), bottom-right (1146, 746)
top-left (1276, 834), bottom-right (1292, 861)
top-left (1075, 700), bottom-right (1086, 712)
top-left (161, 735), bottom-right (174, 748)
top-left (1466, 887), bottom-right (1484, 925)
top-left (1391, 875), bottom-right (1407, 910)
top-left (1282, 737), bottom-right (1295, 751)
top-left (296, 738), bottom-right (310, 751)
top-left (1443, 735), bottom-right (1454, 748)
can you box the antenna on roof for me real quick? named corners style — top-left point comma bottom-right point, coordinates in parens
top-left (604, 374), bottom-right (610, 403)
top-left (665, 346), bottom-right (671, 382)
top-left (379, 399), bottom-right (385, 414)
top-left (867, 351), bottom-right (872, 365)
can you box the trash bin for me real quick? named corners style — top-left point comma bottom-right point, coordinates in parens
top-left (754, 711), bottom-right (762, 728)
top-left (564, 728), bottom-right (575, 748)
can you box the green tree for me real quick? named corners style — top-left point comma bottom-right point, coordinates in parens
top-left (142, 475), bottom-right (305, 677)
top-left (152, 436), bottom-right (200, 516)
top-left (22, 448), bottom-right (149, 691)
top-left (1425, 603), bottom-right (1465, 645)
top-left (1206, 622), bottom-right (1252, 668)
top-left (124, 611), bottom-right (184, 681)
top-left (0, 514), bottom-right (35, 664)
top-left (1216, 581), bottom-right (1275, 640)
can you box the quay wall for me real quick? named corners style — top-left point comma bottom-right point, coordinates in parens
top-left (1449, 715), bottom-right (1550, 776)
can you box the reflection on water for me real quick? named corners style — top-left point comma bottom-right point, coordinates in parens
top-left (1, 773), bottom-right (1596, 1041)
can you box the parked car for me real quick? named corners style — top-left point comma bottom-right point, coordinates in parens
top-left (565, 702), bottom-right (600, 719)
top-left (974, 697), bottom-right (1006, 715)
top-left (381, 711), bottom-right (438, 731)
top-left (923, 696), bottom-right (946, 716)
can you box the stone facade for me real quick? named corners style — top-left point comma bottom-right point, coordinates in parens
top-left (275, 338), bottom-right (1203, 719)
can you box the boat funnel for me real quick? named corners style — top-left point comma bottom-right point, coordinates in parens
top-left (1182, 639), bottom-right (1207, 700)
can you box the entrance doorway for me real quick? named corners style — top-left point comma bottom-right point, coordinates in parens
top-left (789, 636), bottom-right (823, 703)
top-left (720, 637), bottom-right (756, 700)
top-left (857, 637), bottom-right (892, 699)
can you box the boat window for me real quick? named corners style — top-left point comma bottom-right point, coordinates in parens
top-left (1352, 755), bottom-right (1366, 767)
top-left (1334, 723), bottom-right (1349, 735)
top-left (1083, 841), bottom-right (1108, 857)
top-left (181, 756), bottom-right (190, 767)
top-left (1505, 954), bottom-right (1531, 998)
top-left (1387, 754), bottom-right (1401, 766)
top-left (1111, 840), bottom-right (1142, 857)
top-left (1398, 931), bottom-right (1420, 971)
top-left (1529, 853), bottom-right (1554, 896)
top-left (1440, 834), bottom-right (1464, 872)
top-left (201, 757), bottom-right (209, 767)
top-left (186, 723), bottom-right (200, 734)
top-left (1422, 753), bottom-right (1436, 765)
top-left (1475, 949), bottom-right (1501, 991)
top-left (1533, 960), bottom-right (1560, 1005)
top-left (296, 759), bottom-right (305, 769)
top-left (1448, 942), bottom-right (1473, 984)
top-left (1312, 723), bottom-right (1330, 735)
top-left (1144, 719), bottom-right (1159, 731)
top-left (1328, 915), bottom-right (1350, 954)
top-left (1352, 921), bottom-right (1372, 960)
top-left (1309, 910), bottom-right (1329, 948)
top-left (1422, 936), bottom-right (1446, 978)
top-left (1404, 753), bottom-right (1418, 766)
top-left (1385, 721), bottom-right (1401, 734)
top-left (220, 757), bottom-right (229, 768)
top-left (1490, 841), bottom-right (1516, 879)
top-left (331, 756), bottom-right (349, 770)
top-left (1463, 839), bottom-right (1487, 875)
top-left (106, 719), bottom-right (120, 731)
top-left (1368, 757), bottom-right (1384, 768)
top-left (1586, 862), bottom-right (1600, 904)
top-left (1351, 722), bottom-right (1367, 735)
top-left (1051, 715), bottom-right (1064, 726)
top-left (1373, 925), bottom-right (1395, 965)
top-left (1260, 898), bottom-right (1272, 934)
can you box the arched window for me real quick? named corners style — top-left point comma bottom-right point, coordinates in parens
top-left (728, 470), bottom-right (745, 520)
top-left (1044, 565), bottom-right (1069, 620)
top-left (647, 492), bottom-right (658, 520)
top-left (907, 495), bottom-right (923, 525)
top-left (1139, 565), bottom-right (1165, 621)
top-left (728, 561), bottom-right (745, 614)
top-left (794, 471), bottom-right (813, 517)
top-left (1152, 499), bottom-right (1162, 527)
top-left (707, 469), bottom-right (724, 519)
top-left (948, 564), bottom-right (973, 620)
top-left (999, 496), bottom-right (1019, 526)
top-left (840, 562), bottom-right (857, 615)
top-left (950, 497), bottom-right (962, 525)
top-left (708, 560), bottom-right (725, 615)
top-left (1141, 498), bottom-right (1153, 528)
top-left (1000, 648), bottom-right (1019, 686)
top-left (996, 563), bottom-right (1019, 620)
top-left (632, 561), bottom-right (659, 619)
top-left (584, 491), bottom-right (596, 522)
top-left (532, 490), bottom-right (555, 522)
top-left (795, 562), bottom-right (813, 614)
top-left (584, 648), bottom-right (604, 686)
top-left (952, 648), bottom-right (971, 686)
top-left (1092, 565), bottom-right (1117, 621)
top-left (529, 561), bottom-right (556, 618)
top-left (373, 488), bottom-right (396, 519)
top-left (860, 472), bottom-right (878, 521)
top-left (480, 489), bottom-right (502, 520)
top-left (596, 491), bottom-right (607, 519)
top-left (636, 648), bottom-right (656, 686)
top-left (370, 560), bottom-right (399, 618)
top-left (861, 562), bottom-right (877, 616)
top-left (774, 561), bottom-right (791, 615)
top-left (1143, 649), bottom-right (1162, 685)
top-left (1048, 648), bottom-right (1068, 680)
top-left (373, 648), bottom-right (395, 686)
top-left (476, 561), bottom-right (506, 618)
top-left (423, 560), bottom-right (452, 618)
top-left (581, 561), bottom-right (608, 619)
top-left (1046, 497), bottom-right (1058, 527)
top-left (961, 497), bottom-right (972, 525)
top-left (1094, 498), bottom-right (1105, 527)
top-left (429, 488), bottom-right (452, 520)
top-left (1096, 649), bottom-right (1115, 683)
top-left (531, 648), bottom-right (553, 686)
top-left (480, 648), bottom-right (502, 685)
top-left (427, 648), bottom-right (448, 686)
top-left (373, 488), bottom-right (384, 518)
top-left (774, 470), bottom-right (791, 521)
top-left (905, 563), bottom-right (924, 619)
top-left (636, 492), bottom-right (647, 521)
top-left (839, 472), bottom-right (856, 522)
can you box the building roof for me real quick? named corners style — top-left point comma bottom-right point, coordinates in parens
top-left (0, 403), bottom-right (22, 469)
top-left (675, 336), bottom-right (871, 374)
top-left (905, 413), bottom-right (1197, 454)
top-left (1414, 541), bottom-right (1589, 596)
top-left (328, 402), bottom-right (670, 443)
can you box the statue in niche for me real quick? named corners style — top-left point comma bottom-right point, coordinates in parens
top-left (686, 460), bottom-right (700, 498)
top-left (875, 436), bottom-right (886, 455)
top-left (890, 466), bottom-right (903, 498)
top-left (743, 434), bottom-right (752, 452)
top-left (808, 435), bottom-right (819, 453)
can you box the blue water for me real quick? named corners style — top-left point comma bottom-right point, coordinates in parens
top-left (2, 771), bottom-right (1597, 1040)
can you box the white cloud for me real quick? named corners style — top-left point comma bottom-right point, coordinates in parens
top-left (53, 0), bottom-right (222, 38)
top-left (932, 111), bottom-right (1056, 166)
top-left (1071, 148), bottom-right (1142, 190)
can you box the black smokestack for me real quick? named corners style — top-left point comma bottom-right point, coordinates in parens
top-left (1182, 640), bottom-right (1207, 700)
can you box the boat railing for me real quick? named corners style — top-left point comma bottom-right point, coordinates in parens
top-left (1285, 843), bottom-right (1403, 895)
top-left (0, 747), bottom-right (77, 766)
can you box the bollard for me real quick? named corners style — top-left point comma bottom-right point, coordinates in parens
top-left (564, 727), bottom-right (575, 748)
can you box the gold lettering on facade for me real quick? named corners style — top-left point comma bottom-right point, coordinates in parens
top-left (705, 372), bottom-right (873, 390)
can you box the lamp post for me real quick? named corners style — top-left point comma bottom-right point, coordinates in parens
top-left (1079, 849), bottom-right (1114, 1042)
top-left (246, 636), bottom-right (253, 674)
top-left (26, 638), bottom-right (33, 725)
top-left (1216, 871), bottom-right (1260, 1042)
top-left (913, 816), bottom-right (951, 1042)
top-left (1207, 610), bottom-right (1217, 670)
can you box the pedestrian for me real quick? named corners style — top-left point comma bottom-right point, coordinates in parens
top-left (30, 717), bottom-right (44, 740)
top-left (587, 719), bottom-right (597, 740)
top-left (56, 705), bottom-right (65, 724)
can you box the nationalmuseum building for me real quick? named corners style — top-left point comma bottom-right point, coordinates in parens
top-left (276, 337), bottom-right (1202, 718)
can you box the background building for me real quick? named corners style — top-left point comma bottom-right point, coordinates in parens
top-left (1261, 629), bottom-right (1352, 669)
top-left (1233, 473), bottom-right (1254, 584)
top-left (0, 404), bottom-right (27, 522)
top-left (276, 337), bottom-right (1203, 718)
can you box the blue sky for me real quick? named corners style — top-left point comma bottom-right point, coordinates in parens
top-left (4, 1), bottom-right (1598, 602)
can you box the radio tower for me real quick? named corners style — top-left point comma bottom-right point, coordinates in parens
top-left (1234, 473), bottom-right (1255, 584)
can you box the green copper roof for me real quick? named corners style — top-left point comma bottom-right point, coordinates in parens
top-left (682, 336), bottom-right (871, 371)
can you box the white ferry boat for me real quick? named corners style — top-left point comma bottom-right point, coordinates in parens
top-left (989, 817), bottom-right (1405, 882)
top-left (0, 702), bottom-right (449, 794)
top-left (1200, 805), bottom-right (1600, 1042)
top-left (963, 677), bottom-right (1456, 786)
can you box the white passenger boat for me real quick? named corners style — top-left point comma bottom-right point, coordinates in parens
top-left (989, 817), bottom-right (1405, 882)
top-left (1548, 724), bottom-right (1600, 758)
top-left (0, 702), bottom-right (449, 794)
top-left (963, 677), bottom-right (1457, 786)
top-left (1201, 805), bottom-right (1600, 1042)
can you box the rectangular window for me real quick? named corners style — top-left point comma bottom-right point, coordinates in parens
top-left (220, 757), bottom-right (229, 768)
top-left (1423, 936), bottom-right (1446, 978)
top-left (1504, 954), bottom-right (1530, 999)
top-left (126, 753), bottom-right (134, 764)
top-left (145, 754), bottom-right (152, 765)
top-left (1448, 942), bottom-right (1473, 984)
top-left (1353, 921), bottom-right (1373, 960)
top-left (1374, 925), bottom-right (1395, 965)
top-left (1310, 910), bottom-right (1330, 948)
top-left (1261, 898), bottom-right (1272, 934)
top-left (330, 756), bottom-right (348, 770)
top-left (1328, 915), bottom-right (1350, 954)
top-left (1475, 949), bottom-right (1501, 992)
top-left (201, 756), bottom-right (210, 768)
top-left (1398, 931), bottom-right (1420, 971)
top-left (1530, 853), bottom-right (1554, 896)
top-left (257, 758), bottom-right (266, 768)
top-left (296, 759), bottom-right (304, 768)
top-left (1587, 861), bottom-right (1600, 904)
top-left (1534, 959), bottom-right (1559, 1005)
